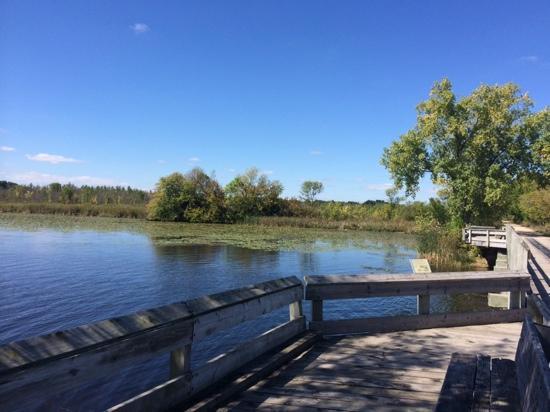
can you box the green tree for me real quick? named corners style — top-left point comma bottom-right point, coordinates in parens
top-left (300, 181), bottom-right (324, 202)
top-left (225, 168), bottom-right (283, 220)
top-left (381, 79), bottom-right (549, 226)
top-left (147, 168), bottom-right (225, 222)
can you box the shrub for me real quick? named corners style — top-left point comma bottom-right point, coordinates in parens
top-left (519, 188), bottom-right (550, 225)
top-left (147, 168), bottom-right (225, 222)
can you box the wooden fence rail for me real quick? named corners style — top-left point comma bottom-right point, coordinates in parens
top-left (305, 271), bottom-right (530, 335)
top-left (0, 277), bottom-right (306, 411)
top-left (463, 227), bottom-right (506, 249)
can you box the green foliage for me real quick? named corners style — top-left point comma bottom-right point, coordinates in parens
top-left (382, 79), bottom-right (549, 226)
top-left (147, 168), bottom-right (225, 223)
top-left (225, 168), bottom-right (284, 221)
top-left (415, 214), bottom-right (476, 271)
top-left (300, 181), bottom-right (324, 202)
top-left (519, 188), bottom-right (550, 225)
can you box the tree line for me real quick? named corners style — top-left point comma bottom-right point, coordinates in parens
top-left (0, 181), bottom-right (150, 205)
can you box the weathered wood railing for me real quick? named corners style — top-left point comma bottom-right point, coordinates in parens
top-left (507, 225), bottom-right (550, 325)
top-left (463, 226), bottom-right (506, 248)
top-left (305, 271), bottom-right (530, 335)
top-left (0, 277), bottom-right (306, 411)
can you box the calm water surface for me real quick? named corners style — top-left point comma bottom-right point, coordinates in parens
top-left (0, 221), bottom-right (474, 410)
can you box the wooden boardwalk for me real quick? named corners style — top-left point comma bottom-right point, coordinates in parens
top-left (221, 323), bottom-right (521, 411)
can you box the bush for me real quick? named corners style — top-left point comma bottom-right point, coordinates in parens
top-left (147, 168), bottom-right (225, 222)
top-left (519, 188), bottom-right (550, 225)
top-left (225, 168), bottom-right (284, 221)
top-left (415, 215), bottom-right (476, 271)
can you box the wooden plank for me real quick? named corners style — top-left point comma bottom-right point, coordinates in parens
top-left (0, 276), bottom-right (303, 410)
top-left (490, 358), bottom-right (520, 411)
top-left (434, 353), bottom-right (477, 412)
top-left (472, 354), bottom-right (491, 412)
top-left (515, 316), bottom-right (550, 412)
top-left (108, 318), bottom-right (310, 412)
top-left (310, 309), bottom-right (525, 335)
top-left (0, 316), bottom-right (194, 411)
top-left (304, 272), bottom-right (530, 300)
top-left (191, 284), bottom-right (303, 340)
top-left (185, 331), bottom-right (317, 411)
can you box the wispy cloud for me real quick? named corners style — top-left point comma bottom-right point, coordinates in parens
top-left (519, 55), bottom-right (539, 64)
top-left (188, 157), bottom-right (200, 162)
top-left (130, 23), bottom-right (150, 34)
top-left (262, 170), bottom-right (274, 175)
top-left (310, 150), bottom-right (323, 156)
top-left (366, 183), bottom-right (392, 191)
top-left (1, 171), bottom-right (116, 186)
top-left (157, 159), bottom-right (167, 164)
top-left (228, 168), bottom-right (236, 173)
top-left (26, 153), bottom-right (81, 164)
top-left (1, 146), bottom-right (15, 152)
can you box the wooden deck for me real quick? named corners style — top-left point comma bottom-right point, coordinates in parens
top-left (221, 323), bottom-right (521, 411)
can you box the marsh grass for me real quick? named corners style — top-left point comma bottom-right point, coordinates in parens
top-left (0, 202), bottom-right (146, 218)
top-left (249, 216), bottom-right (415, 233)
top-left (0, 213), bottom-right (417, 253)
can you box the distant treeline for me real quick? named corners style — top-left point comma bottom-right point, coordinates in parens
top-left (0, 181), bottom-right (150, 205)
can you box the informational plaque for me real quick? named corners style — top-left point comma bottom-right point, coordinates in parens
top-left (410, 258), bottom-right (432, 273)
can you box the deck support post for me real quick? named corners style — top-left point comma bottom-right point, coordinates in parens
top-left (289, 301), bottom-right (303, 320)
top-left (170, 344), bottom-right (192, 378)
top-left (508, 289), bottom-right (526, 310)
top-left (417, 295), bottom-right (430, 315)
top-left (312, 300), bottom-right (323, 322)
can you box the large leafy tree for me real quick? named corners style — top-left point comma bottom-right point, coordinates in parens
top-left (225, 168), bottom-right (283, 220)
top-left (147, 168), bottom-right (225, 222)
top-left (381, 79), bottom-right (549, 226)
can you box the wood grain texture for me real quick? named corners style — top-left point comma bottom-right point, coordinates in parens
top-left (305, 272), bottom-right (530, 300)
top-left (309, 309), bottom-right (526, 335)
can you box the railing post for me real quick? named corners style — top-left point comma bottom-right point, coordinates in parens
top-left (289, 300), bottom-right (303, 320)
top-left (170, 344), bottom-right (192, 378)
top-left (312, 300), bottom-right (323, 322)
top-left (417, 295), bottom-right (430, 315)
top-left (486, 229), bottom-right (490, 247)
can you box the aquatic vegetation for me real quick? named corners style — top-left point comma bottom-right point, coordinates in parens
top-left (0, 213), bottom-right (416, 253)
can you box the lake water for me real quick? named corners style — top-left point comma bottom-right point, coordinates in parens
top-left (0, 217), bottom-right (480, 410)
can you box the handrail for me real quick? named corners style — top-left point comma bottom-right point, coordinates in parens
top-left (0, 276), bottom-right (305, 411)
top-left (305, 271), bottom-right (530, 335)
top-left (463, 227), bottom-right (507, 248)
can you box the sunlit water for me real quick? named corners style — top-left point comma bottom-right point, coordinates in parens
top-left (0, 223), bottom-right (482, 410)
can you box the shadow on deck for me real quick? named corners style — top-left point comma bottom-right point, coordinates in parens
top-left (220, 323), bottom-right (521, 411)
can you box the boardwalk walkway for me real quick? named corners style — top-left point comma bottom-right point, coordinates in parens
top-left (221, 323), bottom-right (521, 411)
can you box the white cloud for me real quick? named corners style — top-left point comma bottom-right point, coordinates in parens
top-left (310, 150), bottom-right (323, 156)
top-left (262, 170), bottom-right (274, 175)
top-left (1, 171), bottom-right (116, 186)
top-left (365, 183), bottom-right (392, 191)
top-left (26, 153), bottom-right (81, 164)
top-left (188, 157), bottom-right (200, 162)
top-left (228, 168), bottom-right (236, 172)
top-left (131, 23), bottom-right (150, 34)
top-left (1, 146), bottom-right (15, 152)
top-left (519, 55), bottom-right (539, 63)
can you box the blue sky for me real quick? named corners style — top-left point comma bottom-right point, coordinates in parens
top-left (0, 1), bottom-right (548, 201)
